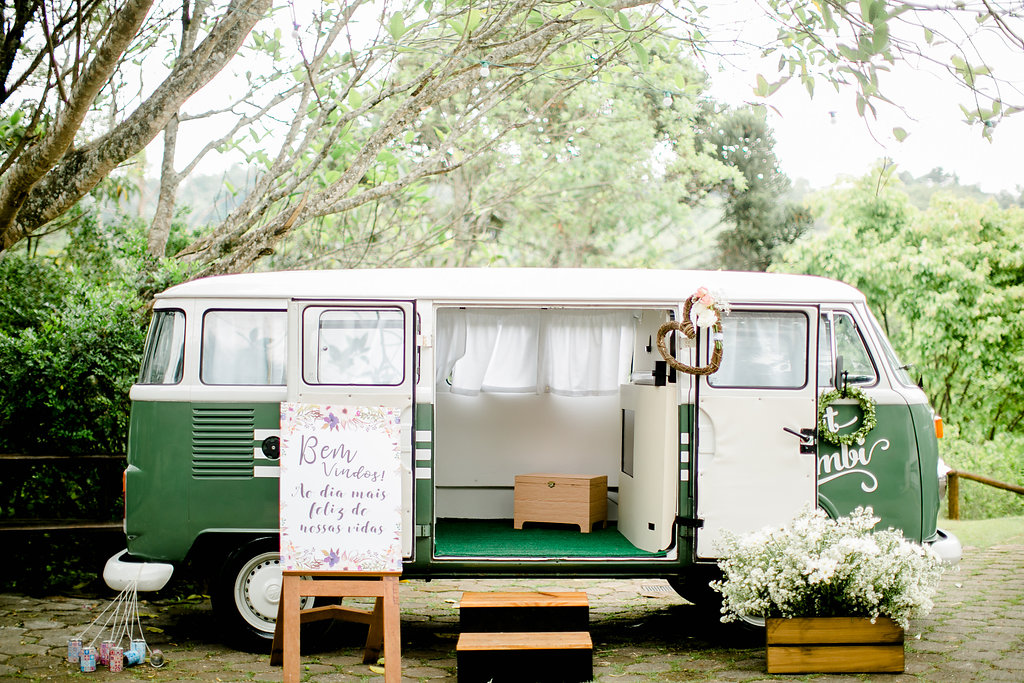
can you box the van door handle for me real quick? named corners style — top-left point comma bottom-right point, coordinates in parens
top-left (783, 427), bottom-right (817, 454)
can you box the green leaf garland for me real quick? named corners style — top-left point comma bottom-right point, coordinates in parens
top-left (818, 386), bottom-right (877, 446)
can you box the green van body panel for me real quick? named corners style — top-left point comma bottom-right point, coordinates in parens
top-left (816, 402), bottom-right (925, 542)
top-left (126, 401), bottom-right (282, 561)
top-left (413, 403), bottom-right (434, 567)
top-left (125, 401), bottom-right (192, 561)
top-left (677, 403), bottom-right (696, 563)
top-left (126, 398), bottom-right (938, 570)
top-left (910, 402), bottom-right (941, 542)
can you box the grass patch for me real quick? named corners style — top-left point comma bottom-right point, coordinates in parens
top-left (939, 516), bottom-right (1024, 548)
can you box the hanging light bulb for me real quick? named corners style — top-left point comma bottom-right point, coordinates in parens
top-left (479, 61), bottom-right (491, 78)
top-left (662, 91), bottom-right (674, 107)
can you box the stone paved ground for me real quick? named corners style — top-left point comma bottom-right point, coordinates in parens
top-left (1, 544), bottom-right (1021, 682)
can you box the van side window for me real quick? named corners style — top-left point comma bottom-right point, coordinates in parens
top-left (138, 310), bottom-right (185, 384)
top-left (707, 311), bottom-right (808, 389)
top-left (818, 312), bottom-right (877, 387)
top-left (201, 310), bottom-right (286, 385)
top-left (309, 308), bottom-right (405, 385)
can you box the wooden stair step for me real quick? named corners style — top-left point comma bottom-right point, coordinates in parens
top-left (456, 631), bottom-right (593, 683)
top-left (457, 631), bottom-right (593, 651)
top-left (459, 591), bottom-right (589, 633)
top-left (460, 591), bottom-right (588, 609)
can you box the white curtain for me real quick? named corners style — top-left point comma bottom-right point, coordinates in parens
top-left (436, 308), bottom-right (635, 396)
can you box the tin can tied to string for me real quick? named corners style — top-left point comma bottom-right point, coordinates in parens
top-left (66, 577), bottom-right (168, 671)
top-left (130, 638), bottom-right (146, 663)
top-left (66, 637), bottom-right (82, 664)
top-left (99, 639), bottom-right (115, 665)
top-left (79, 645), bottom-right (97, 673)
top-left (108, 645), bottom-right (124, 673)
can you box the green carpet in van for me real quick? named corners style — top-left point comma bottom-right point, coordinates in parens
top-left (434, 518), bottom-right (667, 558)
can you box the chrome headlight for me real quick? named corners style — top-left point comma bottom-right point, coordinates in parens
top-left (937, 457), bottom-right (951, 498)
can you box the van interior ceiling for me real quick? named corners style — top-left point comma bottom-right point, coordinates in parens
top-left (431, 307), bottom-right (680, 560)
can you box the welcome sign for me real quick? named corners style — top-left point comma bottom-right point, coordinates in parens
top-left (279, 402), bottom-right (403, 572)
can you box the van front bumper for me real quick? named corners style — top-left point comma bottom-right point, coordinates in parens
top-left (103, 549), bottom-right (175, 591)
top-left (928, 528), bottom-right (962, 565)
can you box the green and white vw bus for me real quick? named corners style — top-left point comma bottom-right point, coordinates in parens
top-left (104, 268), bottom-right (960, 646)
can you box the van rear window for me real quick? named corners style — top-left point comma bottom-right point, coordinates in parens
top-left (139, 310), bottom-right (185, 384)
top-left (201, 310), bottom-right (286, 385)
top-left (708, 311), bottom-right (809, 389)
top-left (307, 308), bottom-right (405, 385)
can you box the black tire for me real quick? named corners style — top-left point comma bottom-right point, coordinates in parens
top-left (667, 569), bottom-right (765, 638)
top-left (210, 537), bottom-right (317, 651)
top-left (669, 567), bottom-right (766, 633)
top-left (667, 565), bottom-right (724, 611)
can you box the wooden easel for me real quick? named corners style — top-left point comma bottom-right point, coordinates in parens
top-left (270, 571), bottom-right (401, 683)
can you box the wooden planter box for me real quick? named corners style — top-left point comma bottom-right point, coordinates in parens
top-left (765, 616), bottom-right (905, 674)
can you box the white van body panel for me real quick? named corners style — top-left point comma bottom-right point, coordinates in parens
top-left (157, 269), bottom-right (864, 306)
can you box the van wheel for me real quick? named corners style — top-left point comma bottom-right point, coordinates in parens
top-left (211, 538), bottom-right (316, 650)
top-left (667, 566), bottom-right (723, 611)
top-left (668, 571), bottom-right (765, 639)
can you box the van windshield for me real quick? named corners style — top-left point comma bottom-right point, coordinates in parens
top-left (865, 308), bottom-right (916, 387)
top-left (139, 310), bottom-right (185, 384)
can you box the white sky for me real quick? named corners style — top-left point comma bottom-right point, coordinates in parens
top-left (167, 2), bottom-right (1024, 195)
top-left (701, 5), bottom-right (1024, 194)
top-left (708, 69), bottom-right (1024, 194)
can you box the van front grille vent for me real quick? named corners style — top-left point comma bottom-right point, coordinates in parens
top-left (191, 407), bottom-right (255, 478)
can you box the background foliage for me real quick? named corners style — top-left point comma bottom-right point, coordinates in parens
top-left (775, 166), bottom-right (1024, 519)
top-left (0, 207), bottom-right (190, 592)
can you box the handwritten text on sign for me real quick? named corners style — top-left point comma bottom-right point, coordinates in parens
top-left (279, 403), bottom-right (403, 572)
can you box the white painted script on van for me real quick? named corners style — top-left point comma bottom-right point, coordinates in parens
top-left (817, 406), bottom-right (888, 493)
top-left (817, 439), bottom-right (889, 492)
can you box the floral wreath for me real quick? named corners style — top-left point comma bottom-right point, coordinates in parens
top-left (818, 386), bottom-right (877, 446)
top-left (656, 287), bottom-right (725, 376)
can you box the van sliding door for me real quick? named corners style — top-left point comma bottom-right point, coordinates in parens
top-left (286, 299), bottom-right (416, 559)
top-left (695, 305), bottom-right (819, 559)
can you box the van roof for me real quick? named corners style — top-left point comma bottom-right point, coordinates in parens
top-left (157, 268), bottom-right (865, 305)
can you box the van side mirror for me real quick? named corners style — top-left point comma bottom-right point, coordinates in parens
top-left (834, 355), bottom-right (845, 393)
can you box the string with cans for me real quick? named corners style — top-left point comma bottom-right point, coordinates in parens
top-left (67, 579), bottom-right (165, 673)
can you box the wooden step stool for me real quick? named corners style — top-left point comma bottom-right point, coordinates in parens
top-left (456, 592), bottom-right (593, 683)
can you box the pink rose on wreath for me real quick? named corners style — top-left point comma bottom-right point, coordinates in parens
top-left (690, 286), bottom-right (720, 329)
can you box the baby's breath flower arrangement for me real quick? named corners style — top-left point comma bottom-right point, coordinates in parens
top-left (711, 506), bottom-right (943, 629)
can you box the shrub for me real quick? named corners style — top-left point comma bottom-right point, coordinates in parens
top-left (0, 253), bottom-right (71, 331)
top-left (0, 275), bottom-right (146, 455)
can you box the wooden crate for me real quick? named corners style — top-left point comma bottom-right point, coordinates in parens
top-left (765, 616), bottom-right (905, 674)
top-left (513, 473), bottom-right (607, 533)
